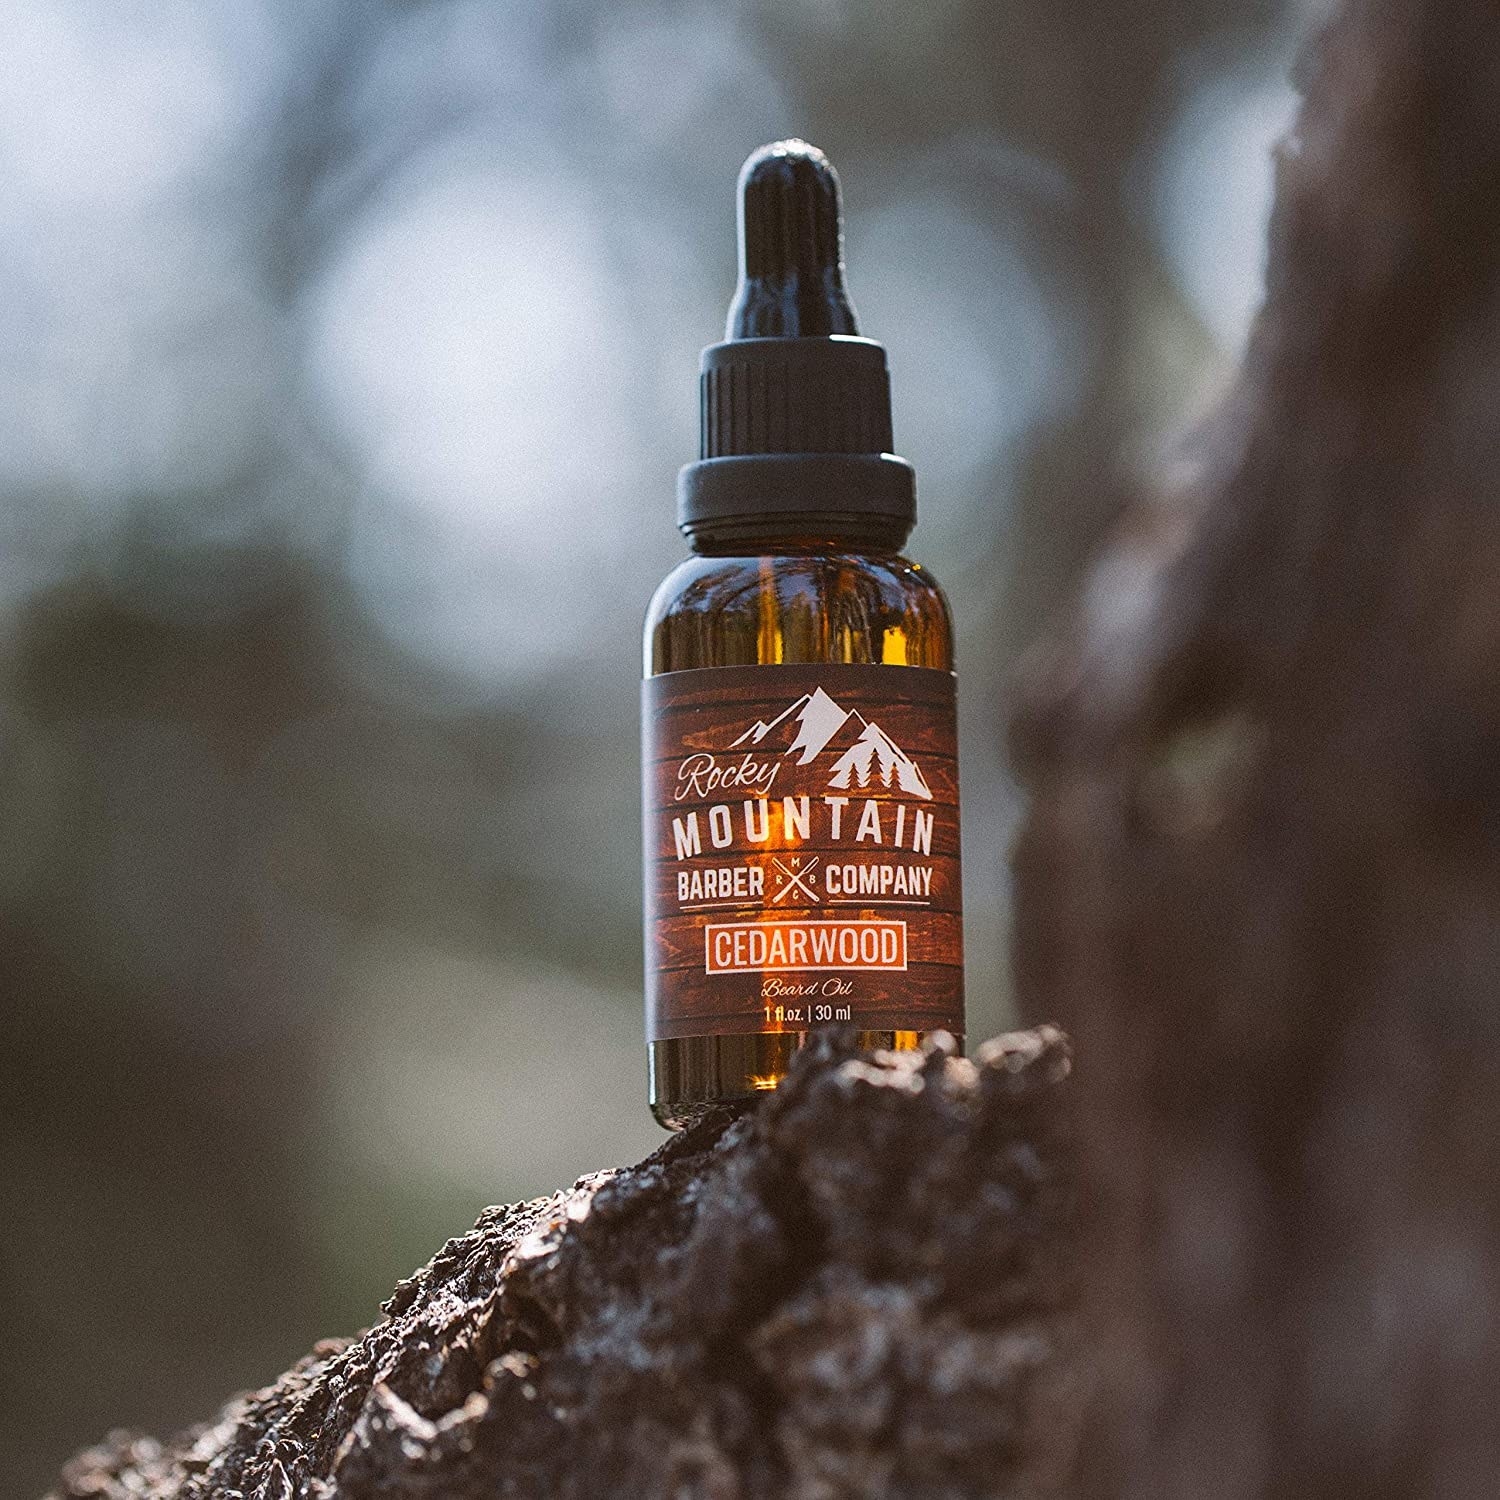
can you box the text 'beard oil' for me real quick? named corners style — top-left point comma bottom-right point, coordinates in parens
top-left (643, 140), bottom-right (964, 1128)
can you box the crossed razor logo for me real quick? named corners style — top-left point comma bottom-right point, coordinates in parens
top-left (771, 855), bottom-right (820, 903)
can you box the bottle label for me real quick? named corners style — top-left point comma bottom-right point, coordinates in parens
top-left (643, 663), bottom-right (963, 1041)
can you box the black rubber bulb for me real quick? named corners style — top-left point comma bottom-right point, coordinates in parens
top-left (727, 139), bottom-right (860, 339)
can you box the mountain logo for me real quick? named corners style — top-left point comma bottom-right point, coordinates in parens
top-left (731, 686), bottom-right (933, 799)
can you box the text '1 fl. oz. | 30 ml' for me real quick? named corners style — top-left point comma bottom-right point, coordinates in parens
top-left (642, 139), bottom-right (965, 1128)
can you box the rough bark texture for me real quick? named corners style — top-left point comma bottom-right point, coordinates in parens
top-left (51, 1030), bottom-right (1076, 1500)
top-left (1011, 1), bottom-right (1500, 1495)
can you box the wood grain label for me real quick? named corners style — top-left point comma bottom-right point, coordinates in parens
top-left (643, 664), bottom-right (964, 1041)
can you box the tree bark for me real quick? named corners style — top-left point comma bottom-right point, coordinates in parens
top-left (51, 1031), bottom-right (1076, 1500)
top-left (1012, 1), bottom-right (1500, 1495)
top-left (52, 1), bottom-right (1500, 1495)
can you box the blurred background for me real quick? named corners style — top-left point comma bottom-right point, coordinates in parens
top-left (0, 0), bottom-right (1306, 1490)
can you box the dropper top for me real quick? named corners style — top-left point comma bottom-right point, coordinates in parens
top-left (679, 139), bottom-right (914, 542)
top-left (727, 140), bottom-right (859, 339)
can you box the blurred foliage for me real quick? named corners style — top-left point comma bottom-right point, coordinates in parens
top-left (0, 0), bottom-right (1299, 1490)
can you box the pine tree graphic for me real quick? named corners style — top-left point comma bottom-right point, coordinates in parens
top-left (733, 688), bottom-right (934, 800)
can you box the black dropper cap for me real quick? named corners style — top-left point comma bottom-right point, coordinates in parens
top-left (677, 140), bottom-right (916, 542)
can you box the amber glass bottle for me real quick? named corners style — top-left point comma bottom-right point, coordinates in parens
top-left (642, 143), bottom-right (964, 1128)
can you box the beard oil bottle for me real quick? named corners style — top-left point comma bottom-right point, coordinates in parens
top-left (643, 140), bottom-right (964, 1127)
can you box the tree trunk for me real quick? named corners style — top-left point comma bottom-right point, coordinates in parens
top-left (52, 1), bottom-right (1500, 1495)
top-left (1012, 1), bottom-right (1500, 1494)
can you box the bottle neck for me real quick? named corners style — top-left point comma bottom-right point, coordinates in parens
top-left (685, 514), bottom-right (911, 556)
